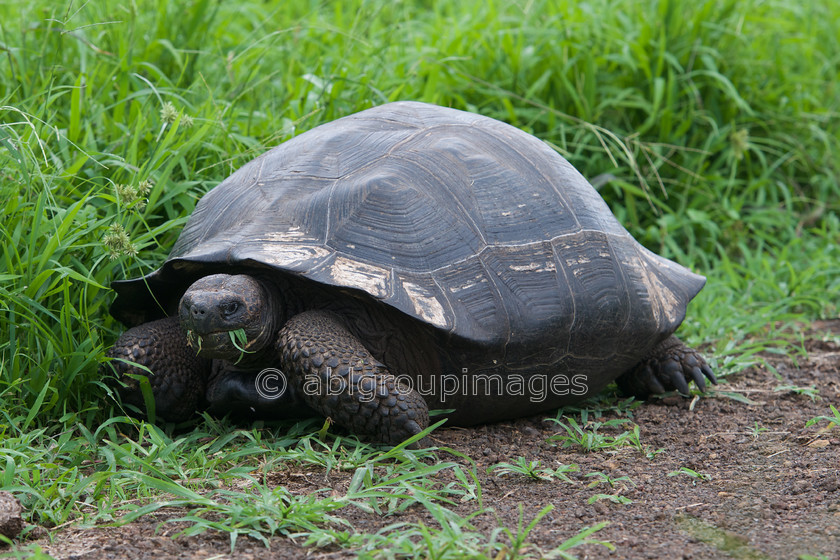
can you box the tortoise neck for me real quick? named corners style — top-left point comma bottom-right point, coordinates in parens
top-left (255, 274), bottom-right (299, 322)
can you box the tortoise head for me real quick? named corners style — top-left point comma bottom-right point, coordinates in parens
top-left (178, 274), bottom-right (276, 362)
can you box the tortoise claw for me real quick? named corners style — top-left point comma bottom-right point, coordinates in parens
top-left (646, 366), bottom-right (666, 395)
top-left (616, 335), bottom-right (716, 400)
top-left (702, 364), bottom-right (717, 385)
top-left (681, 351), bottom-right (708, 392)
top-left (664, 358), bottom-right (691, 396)
top-left (688, 366), bottom-right (707, 392)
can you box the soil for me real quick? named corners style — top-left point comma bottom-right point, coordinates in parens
top-left (9, 321), bottom-right (840, 559)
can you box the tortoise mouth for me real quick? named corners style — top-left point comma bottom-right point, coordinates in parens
top-left (185, 329), bottom-right (239, 358)
top-left (184, 326), bottom-right (268, 362)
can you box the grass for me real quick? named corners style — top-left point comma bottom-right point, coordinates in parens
top-left (1, 0), bottom-right (839, 556)
top-left (805, 404), bottom-right (840, 429)
top-left (546, 416), bottom-right (639, 453)
top-left (667, 467), bottom-right (713, 482)
top-left (488, 457), bottom-right (580, 483)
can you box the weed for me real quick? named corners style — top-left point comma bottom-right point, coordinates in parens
top-left (623, 424), bottom-right (666, 459)
top-left (489, 458), bottom-right (580, 483)
top-left (585, 472), bottom-right (636, 490)
top-left (668, 467), bottom-right (712, 482)
top-left (553, 397), bottom-right (641, 422)
top-left (185, 329), bottom-right (203, 353)
top-left (773, 385), bottom-right (820, 402)
top-left (587, 494), bottom-right (633, 506)
top-left (805, 405), bottom-right (840, 429)
top-left (747, 421), bottom-right (769, 440)
top-left (546, 417), bottom-right (637, 453)
top-left (493, 505), bottom-right (614, 559)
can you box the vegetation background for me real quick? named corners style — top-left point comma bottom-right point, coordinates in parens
top-left (1, 0), bottom-right (838, 557)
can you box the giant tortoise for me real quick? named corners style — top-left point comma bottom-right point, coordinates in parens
top-left (106, 101), bottom-right (715, 444)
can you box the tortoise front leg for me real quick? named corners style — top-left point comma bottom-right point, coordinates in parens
top-left (616, 335), bottom-right (717, 398)
top-left (204, 361), bottom-right (312, 419)
top-left (105, 316), bottom-right (211, 421)
top-left (278, 310), bottom-right (429, 445)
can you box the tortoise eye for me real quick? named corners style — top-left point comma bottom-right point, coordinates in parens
top-left (221, 301), bottom-right (239, 316)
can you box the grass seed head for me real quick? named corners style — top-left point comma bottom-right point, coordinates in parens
top-left (102, 223), bottom-right (137, 259)
top-left (160, 101), bottom-right (179, 124)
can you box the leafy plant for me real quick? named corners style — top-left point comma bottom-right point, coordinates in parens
top-left (805, 405), bottom-right (840, 429)
top-left (747, 421), bottom-right (769, 440)
top-left (584, 472), bottom-right (635, 490)
top-left (587, 494), bottom-right (633, 506)
top-left (668, 467), bottom-right (712, 482)
top-left (622, 424), bottom-right (666, 459)
top-left (493, 506), bottom-right (614, 559)
top-left (229, 328), bottom-right (254, 364)
top-left (489, 458), bottom-right (580, 483)
top-left (546, 417), bottom-right (638, 453)
top-left (185, 329), bottom-right (203, 354)
top-left (774, 385), bottom-right (820, 402)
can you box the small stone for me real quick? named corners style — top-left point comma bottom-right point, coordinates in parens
top-left (593, 502), bottom-right (609, 515)
top-left (792, 480), bottom-right (811, 495)
top-left (817, 476), bottom-right (840, 492)
top-left (0, 491), bottom-right (23, 540)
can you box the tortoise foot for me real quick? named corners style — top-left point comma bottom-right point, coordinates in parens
top-left (205, 364), bottom-right (311, 420)
top-left (279, 310), bottom-right (430, 445)
top-left (104, 316), bottom-right (211, 421)
top-left (617, 335), bottom-right (716, 398)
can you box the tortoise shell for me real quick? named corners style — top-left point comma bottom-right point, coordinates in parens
top-left (111, 101), bottom-right (704, 370)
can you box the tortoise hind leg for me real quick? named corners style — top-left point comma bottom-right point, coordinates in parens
top-left (105, 316), bottom-right (211, 421)
top-left (278, 310), bottom-right (430, 445)
top-left (616, 335), bottom-right (716, 398)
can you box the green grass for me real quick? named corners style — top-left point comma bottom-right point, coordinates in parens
top-left (488, 457), bottom-right (580, 483)
top-left (805, 404), bottom-right (840, 429)
top-left (1, 0), bottom-right (839, 556)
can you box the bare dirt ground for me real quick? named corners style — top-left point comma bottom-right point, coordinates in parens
top-left (8, 321), bottom-right (840, 559)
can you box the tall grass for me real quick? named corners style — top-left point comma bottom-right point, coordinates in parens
top-left (2, 0), bottom-right (837, 415)
top-left (1, 0), bottom-right (838, 553)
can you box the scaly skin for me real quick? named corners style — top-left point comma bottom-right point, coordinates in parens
top-left (278, 310), bottom-right (429, 444)
top-left (616, 335), bottom-right (717, 398)
top-left (105, 316), bottom-right (210, 421)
